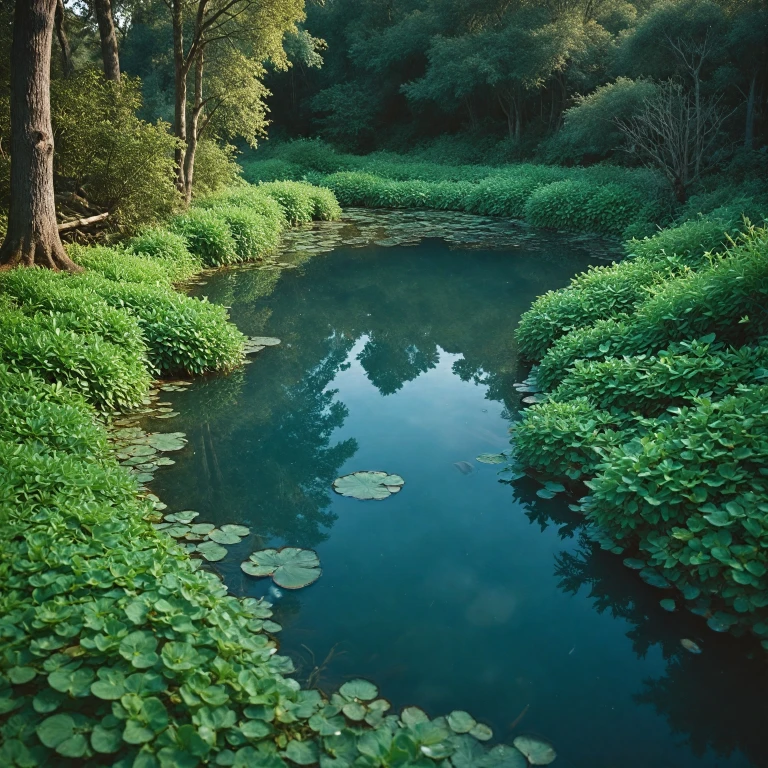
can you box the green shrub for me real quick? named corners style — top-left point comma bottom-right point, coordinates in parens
top-left (127, 228), bottom-right (202, 280)
top-left (51, 69), bottom-right (180, 232)
top-left (323, 171), bottom-right (382, 206)
top-left (626, 215), bottom-right (739, 267)
top-left (78, 274), bottom-right (246, 376)
top-left (308, 184), bottom-right (343, 220)
top-left (170, 208), bottom-right (239, 267)
top-left (197, 186), bottom-right (287, 232)
top-left (0, 306), bottom-right (150, 410)
top-left (583, 386), bottom-right (768, 642)
top-left (203, 205), bottom-right (282, 262)
top-left (69, 243), bottom-right (176, 285)
top-left (191, 138), bottom-right (242, 197)
top-left (241, 157), bottom-right (304, 183)
top-left (465, 170), bottom-right (564, 218)
top-left (516, 256), bottom-right (676, 361)
top-left (552, 340), bottom-right (768, 416)
top-left (0, 366), bottom-right (106, 456)
top-left (276, 138), bottom-right (352, 174)
top-left (525, 180), bottom-right (643, 236)
top-left (511, 397), bottom-right (631, 481)
top-left (0, 267), bottom-right (146, 354)
top-left (257, 181), bottom-right (319, 224)
top-left (537, 226), bottom-right (768, 389)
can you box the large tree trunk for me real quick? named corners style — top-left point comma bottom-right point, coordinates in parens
top-left (93, 0), bottom-right (121, 82)
top-left (54, 0), bottom-right (73, 76)
top-left (173, 0), bottom-right (188, 193)
top-left (0, 0), bottom-right (80, 271)
top-left (183, 51), bottom-right (204, 204)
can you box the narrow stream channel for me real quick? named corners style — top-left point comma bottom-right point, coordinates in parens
top-left (147, 213), bottom-right (766, 768)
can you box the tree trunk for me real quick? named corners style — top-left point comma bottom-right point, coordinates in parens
top-left (0, 0), bottom-right (80, 271)
top-left (183, 51), bottom-right (204, 204)
top-left (744, 73), bottom-right (756, 151)
top-left (54, 0), bottom-right (73, 76)
top-left (93, 0), bottom-right (120, 82)
top-left (173, 0), bottom-right (187, 193)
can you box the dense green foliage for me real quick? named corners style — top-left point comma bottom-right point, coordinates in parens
top-left (0, 179), bottom-right (529, 767)
top-left (512, 218), bottom-right (768, 646)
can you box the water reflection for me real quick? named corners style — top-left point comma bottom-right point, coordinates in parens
top-left (149, 223), bottom-right (765, 768)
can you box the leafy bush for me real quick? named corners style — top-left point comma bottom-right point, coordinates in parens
top-left (51, 69), bottom-right (180, 232)
top-left (126, 228), bottom-right (202, 281)
top-left (0, 366), bottom-right (105, 456)
top-left (516, 256), bottom-right (676, 361)
top-left (191, 138), bottom-right (242, 198)
top-left (241, 157), bottom-right (304, 184)
top-left (552, 340), bottom-right (768, 416)
top-left (540, 78), bottom-right (658, 164)
top-left (204, 204), bottom-right (282, 262)
top-left (323, 171), bottom-right (382, 206)
top-left (0, 306), bottom-right (150, 410)
top-left (197, 186), bottom-right (287, 232)
top-left (69, 244), bottom-right (176, 285)
top-left (537, 226), bottom-right (768, 389)
top-left (276, 138), bottom-right (352, 174)
top-left (465, 170), bottom-right (564, 218)
top-left (308, 184), bottom-right (343, 220)
top-left (583, 386), bottom-right (768, 642)
top-left (525, 180), bottom-right (643, 236)
top-left (170, 208), bottom-right (239, 267)
top-left (257, 181), bottom-right (318, 224)
top-left (78, 274), bottom-right (246, 376)
top-left (626, 215), bottom-right (740, 267)
top-left (511, 398), bottom-right (631, 481)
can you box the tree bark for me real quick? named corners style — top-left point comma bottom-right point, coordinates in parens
top-left (54, 0), bottom-right (73, 76)
top-left (0, 0), bottom-right (80, 271)
top-left (93, 0), bottom-right (121, 82)
top-left (183, 51), bottom-right (204, 204)
top-left (173, 0), bottom-right (188, 193)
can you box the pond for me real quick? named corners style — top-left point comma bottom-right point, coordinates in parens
top-left (148, 212), bottom-right (767, 768)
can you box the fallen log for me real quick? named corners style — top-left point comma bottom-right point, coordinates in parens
top-left (57, 212), bottom-right (109, 232)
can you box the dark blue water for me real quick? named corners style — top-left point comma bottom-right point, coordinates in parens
top-left (149, 235), bottom-right (767, 768)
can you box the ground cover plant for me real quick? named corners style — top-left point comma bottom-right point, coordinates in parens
top-left (511, 221), bottom-right (768, 648)
top-left (0, 179), bottom-right (551, 766)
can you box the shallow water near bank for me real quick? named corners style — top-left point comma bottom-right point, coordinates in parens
top-left (149, 214), bottom-right (766, 768)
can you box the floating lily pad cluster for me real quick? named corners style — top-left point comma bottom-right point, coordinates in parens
top-left (153, 511), bottom-right (250, 561)
top-left (332, 471), bottom-right (405, 501)
top-left (243, 336), bottom-right (281, 356)
top-left (241, 547), bottom-right (321, 589)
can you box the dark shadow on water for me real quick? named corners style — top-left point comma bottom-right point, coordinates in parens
top-left (149, 233), bottom-right (767, 768)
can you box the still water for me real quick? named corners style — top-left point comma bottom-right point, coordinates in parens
top-left (149, 216), bottom-right (766, 768)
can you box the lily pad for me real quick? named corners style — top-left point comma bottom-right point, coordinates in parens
top-left (221, 524), bottom-right (250, 537)
top-left (249, 336), bottom-right (281, 346)
top-left (196, 541), bottom-right (228, 562)
top-left (189, 523), bottom-right (215, 535)
top-left (164, 511), bottom-right (199, 524)
top-left (209, 528), bottom-right (245, 545)
top-left (241, 548), bottom-right (321, 589)
top-left (476, 453), bottom-right (505, 465)
top-left (470, 723), bottom-right (493, 741)
top-left (339, 679), bottom-right (378, 701)
top-left (332, 471), bottom-right (405, 501)
top-left (512, 736), bottom-right (557, 765)
top-left (147, 433), bottom-right (187, 452)
top-left (448, 711), bottom-right (477, 734)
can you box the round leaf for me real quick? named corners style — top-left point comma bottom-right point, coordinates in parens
top-left (339, 679), bottom-right (378, 701)
top-left (512, 736), bottom-right (557, 765)
top-left (448, 711), bottom-right (476, 734)
top-left (332, 471), bottom-right (405, 501)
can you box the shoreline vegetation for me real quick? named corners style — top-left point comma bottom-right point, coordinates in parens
top-left (0, 179), bottom-right (555, 767)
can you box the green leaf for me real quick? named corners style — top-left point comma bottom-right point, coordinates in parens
top-left (332, 471), bottom-right (405, 501)
top-left (447, 711), bottom-right (476, 734)
top-left (476, 453), bottom-right (505, 465)
top-left (8, 666), bottom-right (36, 685)
top-left (196, 541), bottom-right (228, 562)
top-left (241, 548), bottom-right (321, 589)
top-left (37, 714), bottom-right (75, 749)
top-left (339, 679), bottom-right (378, 701)
top-left (119, 631), bottom-right (159, 669)
top-left (284, 739), bottom-right (318, 766)
top-left (91, 724), bottom-right (123, 754)
top-left (512, 735), bottom-right (557, 765)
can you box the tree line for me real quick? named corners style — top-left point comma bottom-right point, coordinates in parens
top-left (0, 0), bottom-right (309, 270)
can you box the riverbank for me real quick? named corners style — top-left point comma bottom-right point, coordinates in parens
top-left (0, 183), bottom-right (529, 766)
